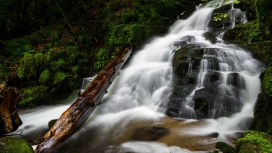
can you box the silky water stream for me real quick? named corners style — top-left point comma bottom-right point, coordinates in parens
top-left (15, 1), bottom-right (265, 153)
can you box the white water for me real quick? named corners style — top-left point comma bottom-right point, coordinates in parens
top-left (15, 1), bottom-right (264, 153)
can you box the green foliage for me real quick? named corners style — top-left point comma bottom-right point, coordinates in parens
top-left (0, 0), bottom-right (15, 30)
top-left (3, 37), bottom-right (33, 59)
top-left (93, 0), bottom-right (195, 71)
top-left (255, 0), bottom-right (272, 39)
top-left (255, 0), bottom-right (272, 23)
top-left (94, 48), bottom-right (109, 71)
top-left (237, 130), bottom-right (272, 153)
top-left (263, 67), bottom-right (272, 97)
top-left (226, 20), bottom-right (267, 44)
top-left (20, 85), bottom-right (50, 107)
top-left (238, 21), bottom-right (263, 44)
top-left (213, 13), bottom-right (228, 21)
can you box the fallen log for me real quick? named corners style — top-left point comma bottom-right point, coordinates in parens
top-left (35, 45), bottom-right (133, 153)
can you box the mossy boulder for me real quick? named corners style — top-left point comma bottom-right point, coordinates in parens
top-left (251, 68), bottom-right (272, 134)
top-left (262, 67), bottom-right (272, 97)
top-left (236, 130), bottom-right (272, 153)
top-left (223, 20), bottom-right (271, 65)
top-left (0, 137), bottom-right (34, 153)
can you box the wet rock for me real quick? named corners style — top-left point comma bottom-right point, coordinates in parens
top-left (194, 81), bottom-right (242, 119)
top-left (203, 30), bottom-right (224, 44)
top-left (48, 119), bottom-right (58, 129)
top-left (215, 142), bottom-right (236, 153)
top-left (206, 132), bottom-right (219, 138)
top-left (208, 5), bottom-right (232, 29)
top-left (131, 126), bottom-right (170, 141)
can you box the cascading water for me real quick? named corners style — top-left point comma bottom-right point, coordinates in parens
top-left (14, 1), bottom-right (264, 152)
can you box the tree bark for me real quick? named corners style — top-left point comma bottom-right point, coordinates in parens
top-left (35, 45), bottom-right (133, 153)
top-left (0, 84), bottom-right (22, 136)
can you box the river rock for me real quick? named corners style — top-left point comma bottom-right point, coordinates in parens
top-left (215, 142), bottom-right (236, 153)
top-left (131, 126), bottom-right (170, 141)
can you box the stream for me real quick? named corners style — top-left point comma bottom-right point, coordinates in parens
top-left (14, 0), bottom-right (264, 152)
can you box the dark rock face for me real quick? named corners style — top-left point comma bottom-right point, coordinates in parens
top-left (167, 45), bottom-right (244, 119)
top-left (194, 81), bottom-right (242, 119)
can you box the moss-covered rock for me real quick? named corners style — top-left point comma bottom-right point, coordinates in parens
top-left (262, 67), bottom-right (272, 97)
top-left (236, 130), bottom-right (272, 153)
top-left (251, 68), bottom-right (272, 134)
top-left (223, 20), bottom-right (271, 65)
top-left (0, 136), bottom-right (34, 153)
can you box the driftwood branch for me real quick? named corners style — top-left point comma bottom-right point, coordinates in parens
top-left (0, 109), bottom-right (20, 123)
top-left (35, 45), bottom-right (133, 153)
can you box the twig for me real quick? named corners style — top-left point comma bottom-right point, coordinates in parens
top-left (0, 109), bottom-right (20, 123)
top-left (54, 0), bottom-right (82, 47)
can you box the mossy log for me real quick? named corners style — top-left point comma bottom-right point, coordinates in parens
top-left (0, 84), bottom-right (22, 135)
top-left (35, 45), bottom-right (133, 153)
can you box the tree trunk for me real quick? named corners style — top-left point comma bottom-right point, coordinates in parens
top-left (0, 84), bottom-right (22, 136)
top-left (35, 45), bottom-right (133, 153)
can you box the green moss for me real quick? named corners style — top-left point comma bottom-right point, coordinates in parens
top-left (237, 130), bottom-right (272, 153)
top-left (49, 72), bottom-right (71, 94)
top-left (53, 72), bottom-right (69, 85)
top-left (224, 20), bottom-right (267, 44)
top-left (3, 38), bottom-right (33, 60)
top-left (16, 52), bottom-right (48, 80)
top-left (39, 69), bottom-right (53, 85)
top-left (0, 136), bottom-right (34, 153)
top-left (68, 74), bottom-right (82, 90)
top-left (263, 67), bottom-right (272, 97)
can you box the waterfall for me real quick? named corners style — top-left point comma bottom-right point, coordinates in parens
top-left (15, 1), bottom-right (264, 153)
